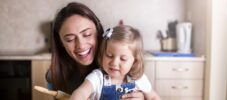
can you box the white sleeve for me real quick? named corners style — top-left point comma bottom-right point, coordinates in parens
top-left (135, 74), bottom-right (152, 93)
top-left (85, 69), bottom-right (103, 92)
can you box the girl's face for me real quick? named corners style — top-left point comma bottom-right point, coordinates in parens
top-left (59, 15), bottom-right (97, 66)
top-left (102, 41), bottom-right (135, 80)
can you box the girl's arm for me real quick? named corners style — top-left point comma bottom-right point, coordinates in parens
top-left (70, 80), bottom-right (93, 100)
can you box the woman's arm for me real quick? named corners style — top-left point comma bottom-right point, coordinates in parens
top-left (121, 91), bottom-right (161, 100)
top-left (121, 90), bottom-right (144, 100)
top-left (70, 80), bottom-right (93, 100)
top-left (150, 91), bottom-right (161, 100)
top-left (143, 91), bottom-right (161, 100)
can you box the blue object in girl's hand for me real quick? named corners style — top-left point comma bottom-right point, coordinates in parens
top-left (100, 82), bottom-right (135, 100)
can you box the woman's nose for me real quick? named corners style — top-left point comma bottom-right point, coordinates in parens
top-left (76, 37), bottom-right (86, 50)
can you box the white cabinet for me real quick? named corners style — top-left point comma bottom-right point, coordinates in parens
top-left (144, 56), bottom-right (205, 100)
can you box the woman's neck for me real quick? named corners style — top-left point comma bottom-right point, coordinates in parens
top-left (78, 65), bottom-right (92, 78)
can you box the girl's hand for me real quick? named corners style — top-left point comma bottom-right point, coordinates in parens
top-left (121, 90), bottom-right (144, 100)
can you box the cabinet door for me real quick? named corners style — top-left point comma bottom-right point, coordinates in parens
top-left (156, 61), bottom-right (204, 79)
top-left (32, 60), bottom-right (54, 100)
top-left (161, 96), bottom-right (202, 100)
top-left (156, 80), bottom-right (203, 97)
top-left (144, 60), bottom-right (156, 89)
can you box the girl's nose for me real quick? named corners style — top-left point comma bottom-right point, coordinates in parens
top-left (110, 58), bottom-right (119, 67)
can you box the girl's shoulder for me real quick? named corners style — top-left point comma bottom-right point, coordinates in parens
top-left (134, 74), bottom-right (152, 93)
top-left (86, 68), bottom-right (104, 82)
top-left (85, 68), bottom-right (104, 92)
top-left (90, 68), bottom-right (104, 76)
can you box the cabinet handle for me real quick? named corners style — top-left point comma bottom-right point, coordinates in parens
top-left (171, 86), bottom-right (188, 89)
top-left (172, 68), bottom-right (189, 72)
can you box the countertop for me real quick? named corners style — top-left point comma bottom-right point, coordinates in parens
top-left (0, 52), bottom-right (205, 61)
top-left (0, 53), bottom-right (51, 60)
top-left (144, 54), bottom-right (205, 61)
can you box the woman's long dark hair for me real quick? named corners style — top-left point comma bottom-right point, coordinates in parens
top-left (49, 2), bottom-right (103, 93)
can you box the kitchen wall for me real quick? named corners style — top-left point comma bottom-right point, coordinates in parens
top-left (0, 0), bottom-right (57, 55)
top-left (186, 0), bottom-right (207, 56)
top-left (0, 0), bottom-right (189, 54)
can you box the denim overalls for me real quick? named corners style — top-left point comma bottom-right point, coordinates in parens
top-left (100, 74), bottom-right (136, 100)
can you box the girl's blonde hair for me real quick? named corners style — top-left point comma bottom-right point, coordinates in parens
top-left (98, 25), bottom-right (144, 80)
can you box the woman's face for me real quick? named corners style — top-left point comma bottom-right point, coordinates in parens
top-left (59, 15), bottom-right (97, 66)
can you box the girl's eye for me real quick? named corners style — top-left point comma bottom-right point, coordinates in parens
top-left (120, 57), bottom-right (128, 61)
top-left (121, 57), bottom-right (127, 61)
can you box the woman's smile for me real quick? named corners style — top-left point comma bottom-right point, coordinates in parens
top-left (76, 48), bottom-right (91, 57)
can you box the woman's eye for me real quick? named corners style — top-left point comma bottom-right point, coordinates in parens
top-left (64, 36), bottom-right (76, 43)
top-left (65, 37), bottom-right (75, 42)
top-left (106, 53), bottom-right (113, 58)
top-left (84, 33), bottom-right (92, 37)
top-left (65, 39), bottom-right (73, 42)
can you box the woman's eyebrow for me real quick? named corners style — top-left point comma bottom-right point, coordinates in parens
top-left (80, 28), bottom-right (91, 33)
top-left (64, 34), bottom-right (75, 37)
top-left (63, 28), bottom-right (91, 37)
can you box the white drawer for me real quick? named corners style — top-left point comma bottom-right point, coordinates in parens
top-left (156, 80), bottom-right (203, 96)
top-left (161, 96), bottom-right (202, 100)
top-left (156, 61), bottom-right (204, 79)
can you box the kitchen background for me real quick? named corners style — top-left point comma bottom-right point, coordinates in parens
top-left (0, 0), bottom-right (227, 100)
top-left (0, 0), bottom-right (206, 56)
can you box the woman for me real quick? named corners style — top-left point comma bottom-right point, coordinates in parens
top-left (46, 2), bottom-right (153, 99)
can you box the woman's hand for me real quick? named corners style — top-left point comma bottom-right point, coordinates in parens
top-left (121, 90), bottom-right (144, 100)
top-left (121, 90), bottom-right (161, 100)
top-left (150, 91), bottom-right (161, 100)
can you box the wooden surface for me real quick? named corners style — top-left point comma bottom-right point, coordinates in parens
top-left (32, 60), bottom-right (54, 100)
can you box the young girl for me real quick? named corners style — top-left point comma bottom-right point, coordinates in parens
top-left (70, 25), bottom-right (154, 100)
